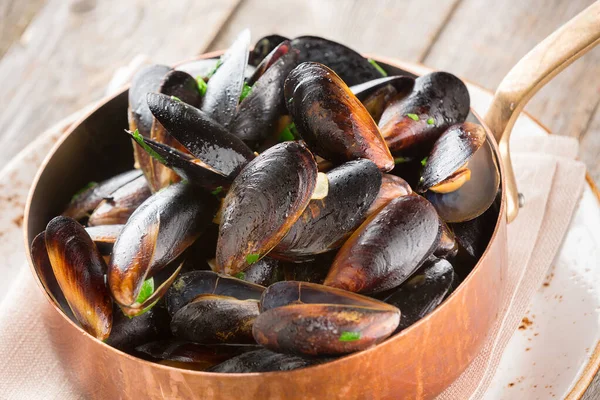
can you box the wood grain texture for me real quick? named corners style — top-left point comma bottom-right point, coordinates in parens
top-left (0, 0), bottom-right (241, 169)
top-left (208, 0), bottom-right (460, 61)
top-left (0, 0), bottom-right (46, 58)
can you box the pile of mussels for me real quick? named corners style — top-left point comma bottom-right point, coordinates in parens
top-left (31, 30), bottom-right (500, 373)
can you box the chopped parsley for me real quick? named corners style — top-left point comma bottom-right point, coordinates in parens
top-left (421, 157), bottom-right (428, 167)
top-left (246, 253), bottom-right (260, 265)
top-left (196, 77), bottom-right (208, 96)
top-left (427, 117), bottom-right (435, 125)
top-left (339, 331), bottom-right (361, 342)
top-left (211, 186), bottom-right (223, 196)
top-left (135, 278), bottom-right (154, 304)
top-left (368, 58), bottom-right (388, 77)
top-left (235, 272), bottom-right (246, 280)
top-left (406, 113), bottom-right (419, 121)
top-left (170, 96), bottom-right (182, 102)
top-left (240, 82), bottom-right (253, 101)
top-left (130, 129), bottom-right (166, 164)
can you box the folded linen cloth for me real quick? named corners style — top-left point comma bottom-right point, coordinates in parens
top-left (0, 126), bottom-right (587, 399)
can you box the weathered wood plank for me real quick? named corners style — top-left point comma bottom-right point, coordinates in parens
top-left (424, 0), bottom-right (600, 186)
top-left (0, 0), bottom-right (241, 168)
top-left (209, 0), bottom-right (460, 61)
top-left (0, 0), bottom-right (47, 59)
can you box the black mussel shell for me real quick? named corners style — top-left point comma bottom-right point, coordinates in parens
top-left (216, 141), bottom-right (318, 275)
top-left (165, 270), bottom-right (264, 316)
top-left (230, 47), bottom-right (299, 147)
top-left (171, 294), bottom-right (259, 344)
top-left (291, 36), bottom-right (381, 86)
top-left (434, 222), bottom-right (459, 259)
top-left (239, 257), bottom-right (283, 286)
top-left (247, 40), bottom-right (292, 85)
top-left (45, 216), bottom-right (113, 340)
top-left (384, 258), bottom-right (455, 331)
top-left (366, 174), bottom-right (412, 216)
top-left (249, 34), bottom-right (289, 66)
top-left (147, 93), bottom-right (254, 178)
top-left (108, 182), bottom-right (217, 307)
top-left (208, 348), bottom-right (321, 373)
top-left (85, 224), bottom-right (124, 255)
top-left (285, 62), bottom-right (394, 171)
top-left (271, 159), bottom-right (381, 260)
top-left (201, 30), bottom-right (250, 127)
top-left (282, 251), bottom-right (336, 283)
top-left (450, 199), bottom-right (499, 260)
top-left (325, 195), bottom-right (441, 294)
top-left (418, 122), bottom-right (486, 192)
top-left (62, 169), bottom-right (142, 220)
top-left (128, 64), bottom-right (172, 137)
top-left (88, 175), bottom-right (151, 226)
top-left (105, 304), bottom-right (171, 352)
top-left (379, 72), bottom-right (470, 153)
top-left (351, 76), bottom-right (415, 122)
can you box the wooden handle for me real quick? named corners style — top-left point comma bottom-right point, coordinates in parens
top-left (484, 2), bottom-right (600, 223)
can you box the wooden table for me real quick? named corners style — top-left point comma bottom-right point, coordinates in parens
top-left (1, 0), bottom-right (598, 397)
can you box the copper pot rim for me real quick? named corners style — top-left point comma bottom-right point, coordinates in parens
top-left (22, 52), bottom-right (506, 377)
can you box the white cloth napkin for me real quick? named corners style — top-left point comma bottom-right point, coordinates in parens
top-left (0, 128), bottom-right (587, 399)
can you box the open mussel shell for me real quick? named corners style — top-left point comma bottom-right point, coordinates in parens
top-left (209, 348), bottom-right (323, 373)
top-left (291, 36), bottom-right (381, 86)
top-left (45, 216), bottom-right (112, 340)
top-left (239, 257), bottom-right (283, 286)
top-left (285, 62), bottom-right (394, 171)
top-left (247, 40), bottom-right (292, 85)
top-left (418, 122), bottom-right (486, 192)
top-left (137, 341), bottom-right (260, 370)
top-left (129, 64), bottom-right (172, 137)
top-left (230, 47), bottom-right (299, 147)
top-left (105, 304), bottom-right (171, 352)
top-left (147, 93), bottom-right (255, 178)
top-left (249, 34), bottom-right (289, 66)
top-left (165, 270), bottom-right (264, 316)
top-left (378, 71), bottom-right (470, 153)
top-left (271, 159), bottom-right (382, 261)
top-left (325, 195), bottom-right (441, 294)
top-left (85, 224), bottom-right (124, 255)
top-left (62, 169), bottom-right (142, 220)
top-left (351, 76), bottom-right (415, 122)
top-left (425, 139), bottom-right (500, 223)
top-left (30, 231), bottom-right (74, 319)
top-left (216, 141), bottom-right (318, 275)
top-left (253, 281), bottom-right (400, 356)
top-left (366, 174), bottom-right (412, 216)
top-left (88, 175), bottom-right (151, 226)
top-left (384, 258), bottom-right (455, 331)
top-left (171, 294), bottom-right (259, 344)
top-left (201, 29), bottom-right (250, 127)
top-left (131, 135), bottom-right (230, 191)
top-left (108, 182), bottom-right (218, 307)
top-left (146, 70), bottom-right (205, 191)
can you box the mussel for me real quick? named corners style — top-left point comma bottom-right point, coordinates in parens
top-left (384, 258), bottom-right (455, 331)
top-left (105, 304), bottom-right (171, 352)
top-left (378, 72), bottom-right (470, 154)
top-left (325, 195), bottom-right (441, 294)
top-left (247, 39), bottom-right (293, 85)
top-left (366, 174), bottom-right (412, 215)
top-left (250, 34), bottom-right (289, 66)
top-left (44, 216), bottom-right (113, 340)
top-left (165, 271), bottom-right (264, 316)
top-left (351, 76), bottom-right (415, 123)
top-left (88, 175), bottom-right (151, 226)
top-left (239, 257), bottom-right (283, 286)
top-left (291, 36), bottom-right (382, 86)
top-left (216, 141), bottom-right (318, 275)
top-left (62, 169), bottom-right (142, 220)
top-left (253, 281), bottom-right (400, 355)
top-left (108, 182), bottom-right (218, 307)
top-left (208, 348), bottom-right (322, 373)
top-left (271, 159), bottom-right (382, 261)
top-left (285, 62), bottom-right (394, 171)
top-left (85, 224), bottom-right (124, 255)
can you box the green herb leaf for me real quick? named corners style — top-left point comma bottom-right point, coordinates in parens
top-left (71, 181), bottom-right (98, 201)
top-left (170, 96), bottom-right (181, 102)
top-left (427, 117), bottom-right (435, 125)
top-left (205, 58), bottom-right (223, 79)
top-left (368, 59), bottom-right (388, 77)
top-left (339, 331), bottom-right (361, 342)
top-left (394, 156), bottom-right (410, 164)
top-left (406, 113), bottom-right (419, 121)
top-left (211, 186), bottom-right (223, 196)
top-left (421, 157), bottom-right (428, 167)
top-left (135, 278), bottom-right (155, 304)
top-left (240, 82), bottom-right (253, 102)
top-left (235, 272), bottom-right (246, 280)
top-left (279, 123), bottom-right (297, 142)
top-left (196, 77), bottom-right (208, 96)
top-left (246, 253), bottom-right (260, 265)
top-left (130, 129), bottom-right (166, 164)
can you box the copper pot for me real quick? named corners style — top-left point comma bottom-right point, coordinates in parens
top-left (23, 5), bottom-right (600, 399)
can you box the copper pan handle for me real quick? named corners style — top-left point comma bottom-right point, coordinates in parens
top-left (484, 1), bottom-right (600, 223)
